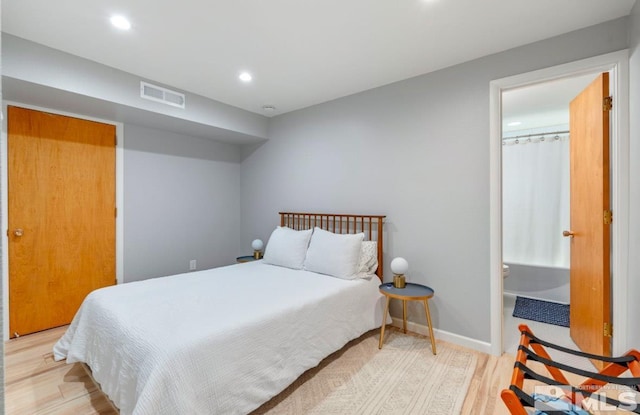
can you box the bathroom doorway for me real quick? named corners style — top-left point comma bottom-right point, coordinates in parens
top-left (489, 50), bottom-right (630, 359)
top-left (500, 73), bottom-right (599, 366)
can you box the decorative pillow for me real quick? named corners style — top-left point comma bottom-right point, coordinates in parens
top-left (262, 226), bottom-right (313, 270)
top-left (357, 241), bottom-right (378, 277)
top-left (304, 227), bottom-right (364, 279)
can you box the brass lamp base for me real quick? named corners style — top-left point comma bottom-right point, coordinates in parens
top-left (393, 274), bottom-right (406, 288)
top-left (254, 250), bottom-right (263, 259)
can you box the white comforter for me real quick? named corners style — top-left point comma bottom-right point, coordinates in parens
top-left (54, 261), bottom-right (386, 415)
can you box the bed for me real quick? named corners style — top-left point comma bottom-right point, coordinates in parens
top-left (53, 212), bottom-right (387, 415)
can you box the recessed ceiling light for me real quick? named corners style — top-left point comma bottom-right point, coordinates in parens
top-left (507, 121), bottom-right (522, 127)
top-left (262, 105), bottom-right (276, 112)
top-left (239, 72), bottom-right (253, 82)
top-left (110, 15), bottom-right (131, 31)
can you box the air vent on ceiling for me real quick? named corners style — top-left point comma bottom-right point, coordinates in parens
top-left (140, 81), bottom-right (185, 109)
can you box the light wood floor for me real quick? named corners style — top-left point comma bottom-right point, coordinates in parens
top-left (5, 326), bottom-right (513, 415)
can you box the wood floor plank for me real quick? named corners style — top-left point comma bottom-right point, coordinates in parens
top-left (6, 365), bottom-right (68, 414)
top-left (5, 327), bottom-right (67, 355)
top-left (6, 325), bottom-right (519, 415)
top-left (5, 352), bottom-right (64, 385)
top-left (39, 390), bottom-right (118, 415)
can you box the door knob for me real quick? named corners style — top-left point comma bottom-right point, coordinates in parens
top-left (562, 230), bottom-right (574, 238)
top-left (14, 228), bottom-right (23, 237)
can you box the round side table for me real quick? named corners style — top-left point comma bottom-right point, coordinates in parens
top-left (236, 255), bottom-right (260, 263)
top-left (378, 282), bottom-right (437, 354)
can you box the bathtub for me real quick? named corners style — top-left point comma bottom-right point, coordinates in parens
top-left (503, 262), bottom-right (569, 304)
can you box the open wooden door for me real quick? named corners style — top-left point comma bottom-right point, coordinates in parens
top-left (567, 73), bottom-right (611, 362)
top-left (8, 106), bottom-right (116, 337)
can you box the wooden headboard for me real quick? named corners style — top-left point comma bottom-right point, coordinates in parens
top-left (279, 212), bottom-right (386, 280)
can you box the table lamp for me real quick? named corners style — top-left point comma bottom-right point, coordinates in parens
top-left (252, 239), bottom-right (264, 259)
top-left (390, 257), bottom-right (408, 288)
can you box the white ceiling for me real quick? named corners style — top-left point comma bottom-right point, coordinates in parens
top-left (502, 72), bottom-right (600, 134)
top-left (2, 0), bottom-right (636, 117)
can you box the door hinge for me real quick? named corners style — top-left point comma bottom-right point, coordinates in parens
top-left (604, 96), bottom-right (613, 111)
top-left (115, 207), bottom-right (118, 218)
top-left (604, 210), bottom-right (613, 225)
top-left (604, 322), bottom-right (613, 337)
top-left (115, 135), bottom-right (118, 146)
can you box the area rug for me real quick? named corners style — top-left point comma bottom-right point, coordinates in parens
top-left (252, 330), bottom-right (477, 415)
top-left (512, 296), bottom-right (570, 327)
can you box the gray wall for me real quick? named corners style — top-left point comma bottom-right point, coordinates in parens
top-left (240, 18), bottom-right (630, 344)
top-left (628, 0), bottom-right (640, 349)
top-left (123, 124), bottom-right (242, 282)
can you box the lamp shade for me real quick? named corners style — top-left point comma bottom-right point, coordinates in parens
top-left (390, 257), bottom-right (409, 275)
top-left (251, 239), bottom-right (264, 251)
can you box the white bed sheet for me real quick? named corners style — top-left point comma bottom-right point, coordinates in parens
top-left (53, 261), bottom-right (386, 415)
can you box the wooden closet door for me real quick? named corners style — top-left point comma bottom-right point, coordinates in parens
top-left (8, 106), bottom-right (116, 337)
top-left (568, 73), bottom-right (611, 364)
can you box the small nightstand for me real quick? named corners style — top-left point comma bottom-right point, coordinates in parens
top-left (378, 282), bottom-right (437, 354)
top-left (236, 255), bottom-right (260, 263)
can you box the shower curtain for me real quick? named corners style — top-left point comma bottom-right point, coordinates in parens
top-left (502, 136), bottom-right (570, 268)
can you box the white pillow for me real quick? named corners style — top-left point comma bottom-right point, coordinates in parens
top-left (357, 241), bottom-right (378, 277)
top-left (304, 227), bottom-right (364, 279)
top-left (262, 226), bottom-right (313, 270)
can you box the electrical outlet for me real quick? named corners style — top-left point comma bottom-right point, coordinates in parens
top-left (189, 259), bottom-right (197, 270)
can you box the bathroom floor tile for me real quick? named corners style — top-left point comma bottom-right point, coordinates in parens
top-left (503, 294), bottom-right (595, 372)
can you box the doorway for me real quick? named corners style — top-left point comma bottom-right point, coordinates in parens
top-left (500, 73), bottom-right (600, 366)
top-left (488, 50), bottom-right (630, 357)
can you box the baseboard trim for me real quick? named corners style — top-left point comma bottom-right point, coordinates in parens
top-left (503, 291), bottom-right (518, 300)
top-left (390, 317), bottom-right (492, 354)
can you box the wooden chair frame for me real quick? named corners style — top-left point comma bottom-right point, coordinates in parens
top-left (502, 324), bottom-right (640, 414)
